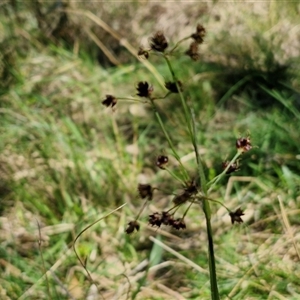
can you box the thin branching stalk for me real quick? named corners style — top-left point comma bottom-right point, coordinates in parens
top-left (169, 36), bottom-right (191, 54)
top-left (197, 196), bottom-right (231, 212)
top-left (192, 104), bottom-right (219, 300)
top-left (164, 167), bottom-right (186, 185)
top-left (164, 56), bottom-right (220, 299)
top-left (149, 98), bottom-right (189, 181)
top-left (207, 151), bottom-right (241, 193)
top-left (73, 203), bottom-right (127, 297)
top-left (164, 56), bottom-right (194, 138)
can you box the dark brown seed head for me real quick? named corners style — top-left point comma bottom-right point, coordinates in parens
top-left (156, 155), bottom-right (169, 169)
top-left (229, 208), bottom-right (245, 224)
top-left (150, 31), bottom-right (168, 52)
top-left (149, 212), bottom-right (163, 227)
top-left (236, 136), bottom-right (252, 153)
top-left (191, 24), bottom-right (206, 44)
top-left (185, 42), bottom-right (200, 61)
top-left (172, 218), bottom-right (186, 230)
top-left (161, 211), bottom-right (174, 225)
top-left (136, 81), bottom-right (153, 98)
top-left (184, 180), bottom-right (198, 195)
top-left (138, 47), bottom-right (149, 59)
top-left (125, 220), bottom-right (140, 234)
top-left (165, 81), bottom-right (183, 93)
top-left (173, 191), bottom-right (191, 205)
top-left (138, 183), bottom-right (153, 200)
top-left (222, 160), bottom-right (240, 174)
top-left (102, 95), bottom-right (117, 108)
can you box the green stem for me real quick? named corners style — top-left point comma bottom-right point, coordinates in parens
top-left (164, 56), bottom-right (219, 299)
top-left (169, 36), bottom-right (191, 54)
top-left (165, 167), bottom-right (186, 185)
top-left (207, 151), bottom-right (241, 193)
top-left (203, 205), bottom-right (220, 300)
top-left (164, 57), bottom-right (206, 196)
top-left (182, 198), bottom-right (195, 218)
top-left (117, 97), bottom-right (145, 103)
top-left (191, 110), bottom-right (207, 194)
top-left (164, 54), bottom-right (221, 299)
top-left (194, 140), bottom-right (220, 298)
top-left (204, 197), bottom-right (231, 212)
top-left (164, 56), bottom-right (194, 139)
top-left (150, 99), bottom-right (189, 181)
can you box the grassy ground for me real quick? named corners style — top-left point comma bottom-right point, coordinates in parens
top-left (0, 1), bottom-right (300, 299)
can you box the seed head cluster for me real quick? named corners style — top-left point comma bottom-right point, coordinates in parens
top-left (229, 208), bottom-right (245, 224)
top-left (185, 42), bottom-right (200, 61)
top-left (125, 220), bottom-right (140, 234)
top-left (136, 81), bottom-right (153, 98)
top-left (102, 95), bottom-right (117, 108)
top-left (191, 24), bottom-right (206, 44)
top-left (185, 24), bottom-right (206, 61)
top-left (124, 133), bottom-right (250, 234)
top-left (156, 155), bottom-right (169, 169)
top-left (165, 81), bottom-right (183, 93)
top-left (138, 47), bottom-right (149, 59)
top-left (149, 212), bottom-right (186, 230)
top-left (173, 181), bottom-right (198, 205)
top-left (222, 160), bottom-right (240, 174)
top-left (138, 183), bottom-right (153, 200)
top-left (137, 24), bottom-right (205, 62)
top-left (236, 136), bottom-right (252, 153)
top-left (100, 25), bottom-right (252, 235)
top-left (150, 31), bottom-right (168, 52)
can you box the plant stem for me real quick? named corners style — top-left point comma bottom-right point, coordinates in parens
top-left (164, 56), bottom-right (194, 139)
top-left (165, 167), bottom-right (186, 185)
top-left (169, 36), bottom-right (190, 53)
top-left (198, 196), bottom-right (231, 212)
top-left (203, 206), bottom-right (220, 300)
top-left (164, 55), bottom-right (220, 299)
top-left (193, 112), bottom-right (220, 300)
top-left (207, 151), bottom-right (241, 193)
top-left (150, 99), bottom-right (189, 181)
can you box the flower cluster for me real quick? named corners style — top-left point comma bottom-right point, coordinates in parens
top-left (185, 24), bottom-right (206, 61)
top-left (185, 42), bottom-right (200, 61)
top-left (191, 24), bottom-right (206, 44)
top-left (165, 81), bottom-right (183, 93)
top-left (156, 155), bottom-right (168, 169)
top-left (100, 26), bottom-right (253, 234)
top-left (102, 95), bottom-right (117, 108)
top-left (138, 47), bottom-right (149, 59)
top-left (125, 220), bottom-right (140, 234)
top-left (136, 81), bottom-right (153, 98)
top-left (136, 24), bottom-right (205, 62)
top-left (236, 136), bottom-right (252, 153)
top-left (229, 208), bottom-right (245, 224)
top-left (222, 160), bottom-right (240, 174)
top-left (125, 183), bottom-right (155, 234)
top-left (138, 183), bottom-right (153, 200)
top-left (173, 181), bottom-right (198, 205)
top-left (150, 31), bottom-right (169, 52)
top-left (149, 212), bottom-right (186, 230)
top-left (124, 140), bottom-right (250, 234)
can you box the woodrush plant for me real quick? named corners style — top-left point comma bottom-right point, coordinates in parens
top-left (102, 25), bottom-right (252, 300)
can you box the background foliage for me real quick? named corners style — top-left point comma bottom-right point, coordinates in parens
top-left (0, 1), bottom-right (300, 299)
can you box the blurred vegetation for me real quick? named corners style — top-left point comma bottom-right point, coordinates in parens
top-left (0, 1), bottom-right (300, 299)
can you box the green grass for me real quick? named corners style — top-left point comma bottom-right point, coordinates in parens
top-left (1, 1), bottom-right (300, 299)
